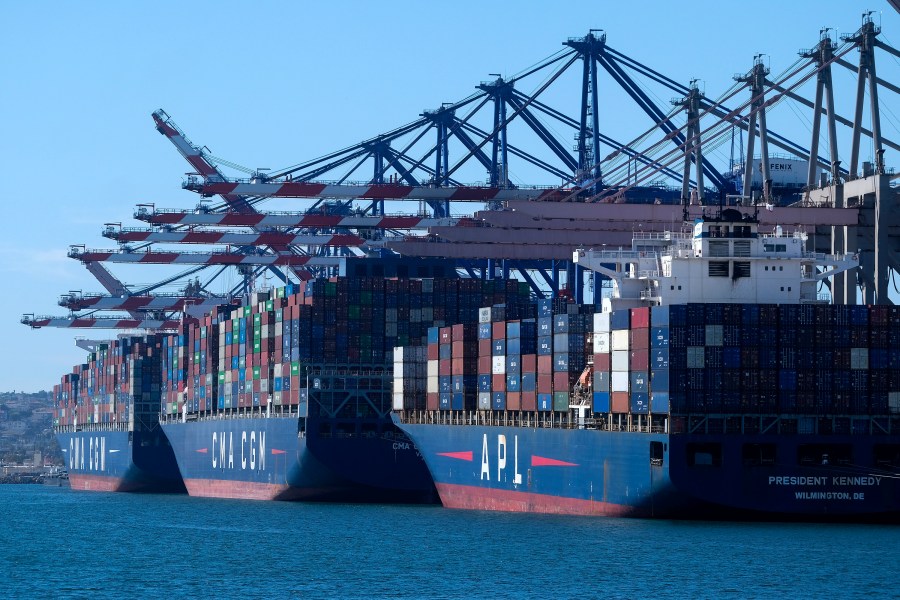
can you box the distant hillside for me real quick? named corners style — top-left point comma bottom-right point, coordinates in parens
top-left (0, 391), bottom-right (62, 466)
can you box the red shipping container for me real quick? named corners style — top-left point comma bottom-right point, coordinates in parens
top-left (630, 307), bottom-right (650, 329)
top-left (630, 328), bottom-right (649, 350)
top-left (452, 341), bottom-right (469, 358)
top-left (451, 323), bottom-right (471, 341)
top-left (521, 392), bottom-right (537, 412)
top-left (492, 322), bottom-right (506, 339)
top-left (427, 344), bottom-right (439, 360)
top-left (612, 392), bottom-right (629, 413)
top-left (478, 356), bottom-right (492, 374)
top-left (522, 354), bottom-right (536, 372)
top-left (439, 327), bottom-right (452, 344)
top-left (507, 392), bottom-right (521, 411)
top-left (630, 349), bottom-right (649, 370)
top-left (537, 374), bottom-right (552, 394)
top-left (553, 371), bottom-right (572, 392)
top-left (426, 392), bottom-right (440, 411)
top-left (594, 353), bottom-right (611, 371)
top-left (492, 374), bottom-right (506, 391)
top-left (537, 355), bottom-right (553, 374)
top-left (439, 360), bottom-right (452, 376)
top-left (478, 339), bottom-right (492, 357)
top-left (451, 358), bottom-right (466, 375)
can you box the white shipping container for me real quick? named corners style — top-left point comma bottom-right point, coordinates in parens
top-left (593, 332), bottom-right (610, 354)
top-left (611, 371), bottom-right (630, 392)
top-left (392, 393), bottom-right (405, 411)
top-left (594, 312), bottom-right (611, 332)
top-left (705, 325), bottom-right (723, 347)
top-left (687, 346), bottom-right (705, 369)
top-left (850, 348), bottom-right (869, 370)
top-left (492, 356), bottom-right (507, 375)
top-left (479, 307), bottom-right (492, 324)
top-left (611, 330), bottom-right (630, 351)
top-left (427, 360), bottom-right (439, 378)
top-left (427, 376), bottom-right (439, 394)
top-left (393, 347), bottom-right (405, 363)
top-left (478, 392), bottom-right (492, 409)
top-left (889, 392), bottom-right (900, 413)
top-left (611, 350), bottom-right (629, 371)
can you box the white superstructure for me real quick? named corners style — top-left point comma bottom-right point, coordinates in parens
top-left (574, 207), bottom-right (858, 313)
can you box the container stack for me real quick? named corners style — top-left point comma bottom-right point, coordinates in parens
top-left (552, 309), bottom-right (591, 411)
top-left (649, 306), bottom-right (670, 413)
top-left (504, 318), bottom-right (537, 411)
top-left (536, 299), bottom-right (553, 412)
top-left (392, 346), bottom-right (427, 410)
top-left (592, 311), bottom-right (610, 414)
top-left (609, 308), bottom-right (631, 414)
top-left (476, 320), bottom-right (492, 410)
top-left (161, 329), bottom-right (188, 418)
top-left (450, 322), bottom-right (479, 410)
top-left (129, 336), bottom-right (163, 427)
top-left (657, 303), bottom-right (900, 419)
top-left (629, 307), bottom-right (651, 414)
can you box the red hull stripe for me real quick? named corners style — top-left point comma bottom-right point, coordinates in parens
top-left (531, 456), bottom-right (578, 467)
top-left (68, 474), bottom-right (141, 493)
top-left (271, 449), bottom-right (286, 455)
top-left (435, 483), bottom-right (638, 517)
top-left (437, 451), bottom-right (474, 461)
top-left (183, 478), bottom-right (290, 501)
top-left (196, 448), bottom-right (208, 454)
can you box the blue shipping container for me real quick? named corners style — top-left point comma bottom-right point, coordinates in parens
top-left (593, 391), bottom-right (610, 413)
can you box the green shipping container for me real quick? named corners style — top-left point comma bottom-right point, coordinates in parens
top-left (553, 392), bottom-right (569, 411)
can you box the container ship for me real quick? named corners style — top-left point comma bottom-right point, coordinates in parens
top-left (52, 335), bottom-right (186, 493)
top-left (394, 207), bottom-right (900, 521)
top-left (51, 265), bottom-right (536, 501)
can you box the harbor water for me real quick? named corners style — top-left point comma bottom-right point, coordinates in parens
top-left (1, 485), bottom-right (896, 599)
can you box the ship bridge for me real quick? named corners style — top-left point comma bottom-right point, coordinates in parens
top-left (575, 207), bottom-right (859, 312)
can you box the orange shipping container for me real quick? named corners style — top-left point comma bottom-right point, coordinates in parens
top-left (611, 392), bottom-right (629, 413)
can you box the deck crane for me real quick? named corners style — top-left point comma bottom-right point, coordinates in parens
top-left (153, 110), bottom-right (317, 283)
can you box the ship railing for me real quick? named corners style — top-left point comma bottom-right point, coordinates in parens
top-left (802, 251), bottom-right (851, 262)
top-left (761, 231), bottom-right (806, 240)
top-left (636, 270), bottom-right (661, 279)
top-left (584, 250), bottom-right (644, 260)
top-left (632, 231), bottom-right (691, 241)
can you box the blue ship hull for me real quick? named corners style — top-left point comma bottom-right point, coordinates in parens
top-left (57, 429), bottom-right (185, 493)
top-left (162, 416), bottom-right (437, 503)
top-left (396, 419), bottom-right (900, 521)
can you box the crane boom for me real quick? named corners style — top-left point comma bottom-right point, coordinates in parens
top-left (104, 228), bottom-right (366, 247)
top-left (68, 248), bottom-right (346, 267)
top-left (133, 207), bottom-right (462, 229)
top-left (184, 178), bottom-right (571, 202)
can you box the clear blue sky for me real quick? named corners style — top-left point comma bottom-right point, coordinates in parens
top-left (1, 1), bottom-right (898, 392)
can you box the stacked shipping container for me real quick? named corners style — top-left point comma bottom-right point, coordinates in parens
top-left (53, 335), bottom-right (164, 431)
